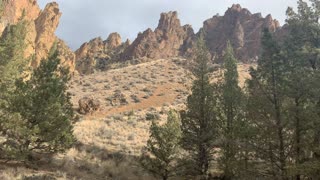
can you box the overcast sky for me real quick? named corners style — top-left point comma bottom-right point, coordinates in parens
top-left (38, 0), bottom-right (297, 50)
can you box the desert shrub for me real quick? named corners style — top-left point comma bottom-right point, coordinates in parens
top-left (145, 112), bottom-right (160, 121)
top-left (131, 94), bottom-right (141, 103)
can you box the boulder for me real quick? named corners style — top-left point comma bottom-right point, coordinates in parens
top-left (78, 97), bottom-right (101, 114)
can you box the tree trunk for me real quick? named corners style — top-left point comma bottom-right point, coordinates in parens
top-left (271, 63), bottom-right (286, 179)
top-left (295, 98), bottom-right (301, 180)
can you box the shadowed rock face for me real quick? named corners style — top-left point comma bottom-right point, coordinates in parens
top-left (120, 11), bottom-right (195, 60)
top-left (0, 0), bottom-right (75, 72)
top-left (202, 4), bottom-right (281, 62)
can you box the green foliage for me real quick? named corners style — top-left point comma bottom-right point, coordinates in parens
top-left (140, 110), bottom-right (182, 180)
top-left (0, 0), bottom-right (7, 16)
top-left (283, 0), bottom-right (320, 178)
top-left (0, 18), bottom-right (29, 94)
top-left (146, 112), bottom-right (160, 121)
top-left (180, 36), bottom-right (218, 178)
top-left (217, 41), bottom-right (247, 179)
top-left (0, 15), bottom-right (30, 160)
top-left (2, 46), bottom-right (74, 160)
top-left (246, 29), bottom-right (291, 178)
top-left (246, 1), bottom-right (320, 178)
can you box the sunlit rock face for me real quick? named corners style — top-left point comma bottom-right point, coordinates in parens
top-left (121, 11), bottom-right (195, 60)
top-left (75, 32), bottom-right (131, 74)
top-left (0, 0), bottom-right (75, 72)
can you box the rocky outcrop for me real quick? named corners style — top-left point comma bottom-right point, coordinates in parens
top-left (75, 4), bottom-right (286, 70)
top-left (119, 6), bottom-right (280, 63)
top-left (57, 39), bottom-right (76, 72)
top-left (75, 32), bottom-right (129, 74)
top-left (121, 11), bottom-right (195, 60)
top-left (0, 0), bottom-right (40, 35)
top-left (201, 4), bottom-right (281, 62)
top-left (75, 37), bottom-right (105, 74)
top-left (33, 2), bottom-right (62, 67)
top-left (105, 32), bottom-right (122, 49)
top-left (74, 11), bottom-right (194, 74)
top-left (0, 0), bottom-right (75, 72)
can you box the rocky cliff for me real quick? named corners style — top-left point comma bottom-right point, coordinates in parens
top-left (74, 11), bottom-right (196, 74)
top-left (76, 4), bottom-right (284, 73)
top-left (0, 2), bottom-right (285, 74)
top-left (121, 11), bottom-right (195, 60)
top-left (202, 4), bottom-right (280, 62)
top-left (0, 0), bottom-right (75, 72)
top-left (75, 32), bottom-right (130, 74)
top-left (119, 4), bottom-right (281, 63)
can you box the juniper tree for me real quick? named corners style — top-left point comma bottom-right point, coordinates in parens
top-left (180, 36), bottom-right (218, 179)
top-left (0, 12), bottom-right (29, 99)
top-left (3, 44), bottom-right (75, 160)
top-left (140, 110), bottom-right (182, 180)
top-left (0, 13), bottom-right (30, 159)
top-left (217, 41), bottom-right (246, 179)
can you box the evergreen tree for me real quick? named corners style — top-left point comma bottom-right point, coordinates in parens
top-left (218, 41), bottom-right (245, 179)
top-left (180, 36), bottom-right (218, 179)
top-left (284, 0), bottom-right (320, 178)
top-left (0, 13), bottom-right (30, 159)
top-left (247, 29), bottom-right (290, 179)
top-left (2, 44), bottom-right (75, 160)
top-left (0, 13), bottom-right (29, 100)
top-left (140, 110), bottom-right (182, 180)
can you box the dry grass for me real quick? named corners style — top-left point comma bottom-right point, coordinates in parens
top-left (1, 58), bottom-right (253, 179)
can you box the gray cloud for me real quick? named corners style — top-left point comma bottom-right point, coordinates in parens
top-left (38, 0), bottom-right (297, 50)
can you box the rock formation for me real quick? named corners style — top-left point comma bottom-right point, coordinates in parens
top-left (201, 4), bottom-right (281, 62)
top-left (1, 1), bottom-right (288, 74)
top-left (0, 0), bottom-right (75, 72)
top-left (121, 11), bottom-right (195, 60)
top-left (0, 0), bottom-right (40, 34)
top-left (75, 32), bottom-right (129, 74)
top-left (118, 5), bottom-right (281, 63)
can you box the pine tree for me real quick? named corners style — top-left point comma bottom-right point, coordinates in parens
top-left (284, 0), bottom-right (320, 178)
top-left (140, 110), bottom-right (182, 180)
top-left (3, 44), bottom-right (75, 160)
top-left (180, 36), bottom-right (218, 179)
top-left (247, 29), bottom-right (290, 179)
top-left (217, 41), bottom-right (245, 179)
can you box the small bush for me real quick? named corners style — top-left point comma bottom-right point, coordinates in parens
top-left (104, 85), bottom-right (111, 90)
top-left (146, 112), bottom-right (160, 121)
top-left (83, 83), bottom-right (91, 87)
top-left (131, 95), bottom-right (141, 103)
top-left (128, 134), bottom-right (135, 141)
